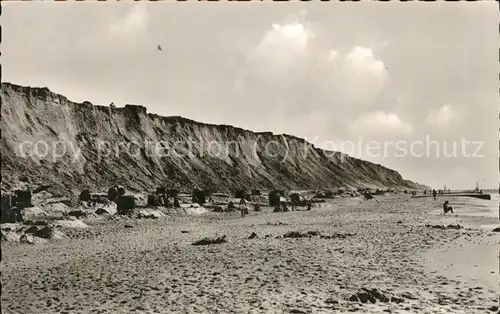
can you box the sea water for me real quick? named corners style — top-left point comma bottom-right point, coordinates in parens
top-left (429, 193), bottom-right (499, 228)
top-left (455, 193), bottom-right (499, 219)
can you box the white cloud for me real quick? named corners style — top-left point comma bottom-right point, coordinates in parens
top-left (233, 11), bottom-right (393, 148)
top-left (323, 46), bottom-right (388, 107)
top-left (328, 50), bottom-right (339, 61)
top-left (246, 13), bottom-right (315, 86)
top-left (351, 111), bottom-right (413, 135)
top-left (425, 104), bottom-right (455, 127)
top-left (253, 22), bottom-right (312, 63)
top-left (79, 5), bottom-right (149, 50)
top-left (239, 11), bottom-right (389, 115)
top-left (345, 46), bottom-right (385, 74)
top-left (109, 5), bottom-right (148, 38)
top-left (254, 15), bottom-right (313, 56)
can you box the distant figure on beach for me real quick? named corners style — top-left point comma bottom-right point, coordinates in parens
top-left (239, 197), bottom-right (247, 217)
top-left (432, 189), bottom-right (437, 201)
top-left (443, 201), bottom-right (453, 214)
top-left (290, 193), bottom-right (300, 211)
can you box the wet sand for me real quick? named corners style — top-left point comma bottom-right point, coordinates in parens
top-left (2, 195), bottom-right (499, 314)
top-left (422, 236), bottom-right (498, 292)
top-left (422, 194), bottom-right (500, 309)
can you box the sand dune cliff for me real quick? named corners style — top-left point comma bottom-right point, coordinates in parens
top-left (1, 83), bottom-right (425, 195)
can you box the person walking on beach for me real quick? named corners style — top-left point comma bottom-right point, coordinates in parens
top-left (443, 201), bottom-right (453, 214)
top-left (432, 189), bottom-right (437, 201)
top-left (239, 197), bottom-right (247, 218)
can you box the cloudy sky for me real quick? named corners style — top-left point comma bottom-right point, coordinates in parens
top-left (3, 2), bottom-right (498, 189)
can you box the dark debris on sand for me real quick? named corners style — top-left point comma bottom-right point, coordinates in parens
top-left (248, 232), bottom-right (259, 239)
top-left (425, 224), bottom-right (462, 230)
top-left (192, 235), bottom-right (227, 246)
top-left (347, 288), bottom-right (406, 304)
top-left (282, 230), bottom-right (355, 239)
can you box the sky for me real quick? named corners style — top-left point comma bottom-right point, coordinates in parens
top-left (3, 2), bottom-right (498, 190)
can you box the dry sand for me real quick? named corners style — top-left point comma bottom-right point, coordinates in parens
top-left (2, 195), bottom-right (499, 314)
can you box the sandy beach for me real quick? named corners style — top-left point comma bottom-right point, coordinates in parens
top-left (2, 195), bottom-right (499, 314)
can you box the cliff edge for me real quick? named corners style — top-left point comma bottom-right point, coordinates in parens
top-left (1, 83), bottom-right (426, 195)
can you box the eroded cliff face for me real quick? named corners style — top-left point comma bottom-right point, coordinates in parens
top-left (1, 83), bottom-right (423, 195)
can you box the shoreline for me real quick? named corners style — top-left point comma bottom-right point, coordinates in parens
top-left (420, 206), bottom-right (500, 298)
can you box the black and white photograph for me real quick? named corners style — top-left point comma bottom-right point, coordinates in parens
top-left (1, 1), bottom-right (498, 313)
